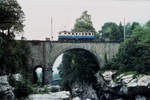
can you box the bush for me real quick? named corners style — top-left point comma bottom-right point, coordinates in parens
top-left (42, 87), bottom-right (49, 93)
top-left (13, 78), bottom-right (33, 98)
top-left (50, 87), bottom-right (59, 92)
top-left (8, 75), bottom-right (34, 98)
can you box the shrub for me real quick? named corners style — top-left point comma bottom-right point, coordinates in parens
top-left (13, 79), bottom-right (33, 98)
top-left (42, 87), bottom-right (49, 93)
top-left (8, 75), bottom-right (17, 87)
top-left (50, 87), bottom-right (59, 92)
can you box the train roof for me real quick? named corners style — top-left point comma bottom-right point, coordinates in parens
top-left (59, 31), bottom-right (94, 33)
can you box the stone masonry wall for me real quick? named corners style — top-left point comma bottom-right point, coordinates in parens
top-left (26, 41), bottom-right (120, 84)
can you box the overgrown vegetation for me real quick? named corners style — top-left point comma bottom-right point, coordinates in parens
top-left (8, 75), bottom-right (34, 99)
top-left (103, 21), bottom-right (150, 74)
top-left (50, 87), bottom-right (59, 92)
top-left (0, 0), bottom-right (29, 75)
top-left (0, 0), bottom-right (33, 99)
top-left (99, 22), bottom-right (140, 42)
top-left (58, 50), bottom-right (100, 90)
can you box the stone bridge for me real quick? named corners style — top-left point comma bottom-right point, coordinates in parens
top-left (26, 41), bottom-right (120, 84)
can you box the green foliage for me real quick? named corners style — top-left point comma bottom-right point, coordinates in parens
top-left (0, 0), bottom-right (27, 75)
top-left (58, 50), bottom-right (99, 90)
top-left (99, 22), bottom-right (124, 41)
top-left (72, 11), bottom-right (97, 38)
top-left (99, 21), bottom-right (140, 41)
top-left (103, 20), bottom-right (150, 75)
top-left (31, 86), bottom-right (50, 94)
top-left (14, 80), bottom-right (33, 98)
top-left (42, 87), bottom-right (49, 93)
top-left (0, 0), bottom-right (24, 34)
top-left (8, 75), bottom-right (17, 87)
top-left (8, 75), bottom-right (34, 98)
top-left (0, 39), bottom-right (30, 75)
top-left (50, 87), bottom-right (59, 92)
top-left (125, 22), bottom-right (140, 38)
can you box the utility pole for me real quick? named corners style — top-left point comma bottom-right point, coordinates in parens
top-left (123, 18), bottom-right (126, 41)
top-left (51, 17), bottom-right (53, 41)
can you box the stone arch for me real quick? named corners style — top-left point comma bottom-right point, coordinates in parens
top-left (51, 46), bottom-right (103, 69)
top-left (33, 65), bottom-right (44, 84)
top-left (50, 46), bottom-right (102, 85)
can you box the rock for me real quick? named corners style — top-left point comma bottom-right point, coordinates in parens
top-left (120, 85), bottom-right (128, 95)
top-left (100, 71), bottom-right (150, 99)
top-left (0, 75), bottom-right (15, 100)
top-left (72, 97), bottom-right (81, 100)
top-left (71, 82), bottom-right (98, 100)
top-left (102, 71), bottom-right (115, 81)
top-left (12, 73), bottom-right (22, 81)
top-left (29, 91), bottom-right (70, 100)
top-left (102, 71), bottom-right (150, 88)
top-left (137, 75), bottom-right (150, 86)
top-left (95, 72), bottom-right (106, 87)
top-left (136, 95), bottom-right (146, 100)
top-left (86, 99), bottom-right (91, 100)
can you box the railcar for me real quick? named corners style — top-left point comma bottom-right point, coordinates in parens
top-left (58, 31), bottom-right (95, 41)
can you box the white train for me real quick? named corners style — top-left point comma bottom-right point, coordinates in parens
top-left (58, 31), bottom-right (95, 41)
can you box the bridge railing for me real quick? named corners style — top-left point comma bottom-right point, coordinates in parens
top-left (26, 40), bottom-right (122, 43)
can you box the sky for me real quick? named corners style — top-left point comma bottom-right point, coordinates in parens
top-left (17, 0), bottom-right (150, 40)
top-left (53, 54), bottom-right (63, 74)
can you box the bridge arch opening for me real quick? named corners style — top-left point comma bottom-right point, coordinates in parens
top-left (52, 48), bottom-right (101, 85)
top-left (33, 65), bottom-right (44, 84)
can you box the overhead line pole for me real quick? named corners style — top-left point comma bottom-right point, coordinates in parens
top-left (51, 17), bottom-right (53, 41)
top-left (123, 18), bottom-right (126, 41)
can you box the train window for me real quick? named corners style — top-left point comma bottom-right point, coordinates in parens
top-left (85, 33), bottom-right (87, 35)
top-left (64, 33), bottom-right (66, 34)
top-left (82, 33), bottom-right (84, 35)
top-left (72, 33), bottom-right (74, 35)
top-left (76, 33), bottom-right (78, 35)
top-left (89, 33), bottom-right (91, 35)
top-left (68, 33), bottom-right (70, 34)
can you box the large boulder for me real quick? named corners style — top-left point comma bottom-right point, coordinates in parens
top-left (0, 75), bottom-right (15, 100)
top-left (100, 71), bottom-right (150, 99)
top-left (71, 82), bottom-right (98, 100)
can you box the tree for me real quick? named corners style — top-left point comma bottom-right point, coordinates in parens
top-left (58, 50), bottom-right (99, 90)
top-left (0, 0), bottom-right (27, 75)
top-left (125, 22), bottom-right (140, 38)
top-left (118, 22), bottom-right (124, 40)
top-left (0, 0), bottom-right (24, 36)
top-left (72, 11), bottom-right (96, 33)
top-left (131, 22), bottom-right (140, 31)
top-left (99, 22), bottom-right (123, 41)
